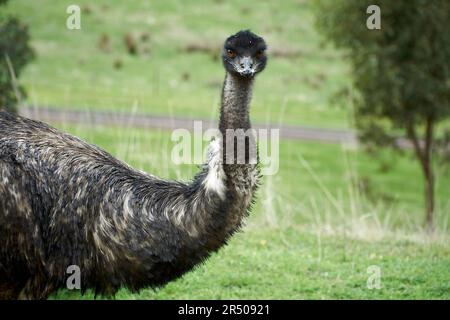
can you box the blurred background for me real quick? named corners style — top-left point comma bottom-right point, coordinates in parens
top-left (1, 0), bottom-right (449, 299)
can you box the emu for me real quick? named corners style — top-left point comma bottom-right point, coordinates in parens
top-left (0, 30), bottom-right (267, 299)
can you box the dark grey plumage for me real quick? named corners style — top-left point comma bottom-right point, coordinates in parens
top-left (0, 30), bottom-right (267, 299)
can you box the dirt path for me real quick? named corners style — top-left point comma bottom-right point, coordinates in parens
top-left (19, 106), bottom-right (411, 147)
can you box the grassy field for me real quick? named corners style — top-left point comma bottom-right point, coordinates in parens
top-left (45, 124), bottom-right (449, 299)
top-left (53, 227), bottom-right (450, 299)
top-left (5, 0), bottom-right (351, 128)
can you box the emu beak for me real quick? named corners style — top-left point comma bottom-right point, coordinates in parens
top-left (236, 56), bottom-right (255, 77)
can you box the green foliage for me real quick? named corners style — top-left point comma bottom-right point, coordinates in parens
top-left (315, 0), bottom-right (450, 144)
top-left (315, 0), bottom-right (450, 227)
top-left (3, 0), bottom-right (351, 128)
top-left (0, 0), bottom-right (34, 113)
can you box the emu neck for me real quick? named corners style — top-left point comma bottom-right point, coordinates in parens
top-left (219, 73), bottom-right (253, 133)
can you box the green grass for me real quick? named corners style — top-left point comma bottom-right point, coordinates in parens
top-left (5, 0), bottom-right (351, 128)
top-left (45, 124), bottom-right (449, 299)
top-left (53, 228), bottom-right (450, 300)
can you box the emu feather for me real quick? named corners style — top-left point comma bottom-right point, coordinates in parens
top-left (0, 30), bottom-right (267, 299)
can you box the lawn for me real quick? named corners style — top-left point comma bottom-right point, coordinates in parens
top-left (45, 123), bottom-right (449, 299)
top-left (4, 0), bottom-right (351, 128)
top-left (53, 227), bottom-right (450, 300)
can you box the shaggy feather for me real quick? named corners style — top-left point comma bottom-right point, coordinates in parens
top-left (0, 30), bottom-right (267, 299)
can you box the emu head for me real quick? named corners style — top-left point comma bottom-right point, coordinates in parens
top-left (222, 30), bottom-right (267, 78)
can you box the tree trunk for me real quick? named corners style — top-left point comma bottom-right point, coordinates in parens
top-left (406, 118), bottom-right (435, 232)
top-left (423, 158), bottom-right (434, 231)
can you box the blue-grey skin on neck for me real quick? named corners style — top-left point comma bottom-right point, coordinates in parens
top-left (219, 72), bottom-right (254, 132)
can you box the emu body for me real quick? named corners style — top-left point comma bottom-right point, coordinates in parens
top-left (0, 30), bottom-right (267, 299)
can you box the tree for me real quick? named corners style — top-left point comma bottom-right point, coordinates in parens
top-left (315, 0), bottom-right (450, 230)
top-left (0, 0), bottom-right (34, 113)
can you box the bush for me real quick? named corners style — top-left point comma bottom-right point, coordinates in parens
top-left (0, 0), bottom-right (34, 113)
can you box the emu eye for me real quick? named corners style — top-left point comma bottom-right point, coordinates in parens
top-left (255, 50), bottom-right (265, 59)
top-left (227, 49), bottom-right (236, 59)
